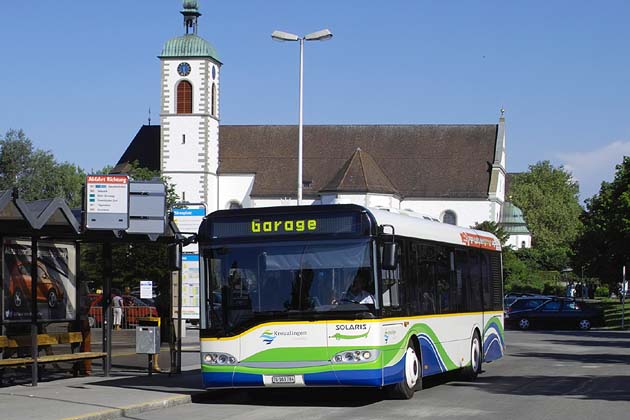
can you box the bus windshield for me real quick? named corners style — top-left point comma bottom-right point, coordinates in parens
top-left (205, 239), bottom-right (376, 334)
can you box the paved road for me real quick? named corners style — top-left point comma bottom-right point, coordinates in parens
top-left (129, 329), bottom-right (630, 420)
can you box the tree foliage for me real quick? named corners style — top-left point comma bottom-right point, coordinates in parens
top-left (470, 220), bottom-right (510, 247)
top-left (0, 129), bottom-right (85, 207)
top-left (574, 156), bottom-right (630, 289)
top-left (509, 161), bottom-right (582, 270)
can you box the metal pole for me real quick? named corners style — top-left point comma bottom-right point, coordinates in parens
top-left (297, 37), bottom-right (304, 205)
top-left (622, 266), bottom-right (626, 329)
top-left (103, 243), bottom-right (112, 376)
top-left (177, 243), bottom-right (183, 373)
top-left (30, 236), bottom-right (38, 386)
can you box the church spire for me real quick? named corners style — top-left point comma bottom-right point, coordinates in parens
top-left (181, 0), bottom-right (201, 35)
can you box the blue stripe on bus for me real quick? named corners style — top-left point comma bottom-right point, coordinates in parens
top-left (202, 371), bottom-right (234, 387)
top-left (418, 333), bottom-right (446, 376)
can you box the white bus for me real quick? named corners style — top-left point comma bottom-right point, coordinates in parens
top-left (198, 204), bottom-right (504, 398)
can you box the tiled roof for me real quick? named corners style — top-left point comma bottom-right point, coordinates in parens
top-left (115, 124), bottom-right (499, 200)
top-left (321, 148), bottom-right (399, 195)
top-left (219, 124), bottom-right (498, 199)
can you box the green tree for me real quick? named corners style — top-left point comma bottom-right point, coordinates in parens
top-left (0, 129), bottom-right (85, 207)
top-left (470, 220), bottom-right (510, 247)
top-left (509, 161), bottom-right (582, 270)
top-left (575, 156), bottom-right (630, 290)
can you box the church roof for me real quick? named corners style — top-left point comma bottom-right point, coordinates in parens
top-left (218, 124), bottom-right (499, 199)
top-left (321, 148), bottom-right (400, 195)
top-left (113, 125), bottom-right (160, 173)
top-left (499, 201), bottom-right (530, 234)
top-left (116, 123), bottom-right (500, 200)
top-left (160, 34), bottom-right (220, 61)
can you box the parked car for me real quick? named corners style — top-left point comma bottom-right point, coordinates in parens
top-left (8, 260), bottom-right (65, 309)
top-left (505, 296), bottom-right (552, 318)
top-left (505, 297), bottom-right (604, 330)
top-left (87, 294), bottom-right (159, 328)
top-left (504, 292), bottom-right (548, 308)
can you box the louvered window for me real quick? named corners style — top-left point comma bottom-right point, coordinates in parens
top-left (177, 81), bottom-right (192, 114)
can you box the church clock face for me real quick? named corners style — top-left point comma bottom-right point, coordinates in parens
top-left (177, 62), bottom-right (191, 76)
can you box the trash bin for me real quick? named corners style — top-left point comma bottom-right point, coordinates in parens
top-left (136, 317), bottom-right (161, 375)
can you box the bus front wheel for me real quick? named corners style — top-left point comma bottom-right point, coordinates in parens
top-left (461, 332), bottom-right (482, 381)
top-left (388, 341), bottom-right (421, 399)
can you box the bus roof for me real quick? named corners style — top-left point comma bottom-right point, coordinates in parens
top-left (366, 206), bottom-right (502, 251)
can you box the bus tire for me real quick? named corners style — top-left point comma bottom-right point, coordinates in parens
top-left (461, 331), bottom-right (482, 381)
top-left (388, 341), bottom-right (421, 399)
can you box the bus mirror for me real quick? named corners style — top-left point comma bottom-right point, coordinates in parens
top-left (168, 244), bottom-right (181, 271)
top-left (382, 242), bottom-right (397, 270)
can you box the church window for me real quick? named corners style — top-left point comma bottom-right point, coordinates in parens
top-left (442, 210), bottom-right (457, 226)
top-left (211, 83), bottom-right (217, 116)
top-left (177, 80), bottom-right (193, 114)
top-left (182, 134), bottom-right (186, 144)
top-left (228, 201), bottom-right (242, 209)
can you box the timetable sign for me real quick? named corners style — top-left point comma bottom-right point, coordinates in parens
top-left (85, 175), bottom-right (130, 230)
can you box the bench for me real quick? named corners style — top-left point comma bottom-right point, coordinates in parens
top-left (0, 333), bottom-right (106, 374)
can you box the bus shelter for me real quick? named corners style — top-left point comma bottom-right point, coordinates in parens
top-left (0, 189), bottom-right (188, 386)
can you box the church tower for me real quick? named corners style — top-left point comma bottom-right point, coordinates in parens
top-left (159, 0), bottom-right (221, 212)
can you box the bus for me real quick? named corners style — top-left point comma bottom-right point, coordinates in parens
top-left (197, 204), bottom-right (504, 399)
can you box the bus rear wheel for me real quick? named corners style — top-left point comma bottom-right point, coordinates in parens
top-left (388, 341), bottom-right (421, 399)
top-left (461, 332), bottom-right (482, 381)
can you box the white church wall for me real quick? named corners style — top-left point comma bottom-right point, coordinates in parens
top-left (251, 198), bottom-right (318, 208)
top-left (401, 199), bottom-right (496, 228)
top-left (162, 115), bottom-right (205, 172)
top-left (506, 233), bottom-right (532, 250)
top-left (166, 172), bottom-right (206, 205)
top-left (218, 174), bottom-right (255, 209)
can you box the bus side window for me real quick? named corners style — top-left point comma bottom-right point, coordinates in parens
top-left (381, 245), bottom-right (401, 308)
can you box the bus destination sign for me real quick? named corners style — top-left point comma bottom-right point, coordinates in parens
top-left (210, 213), bottom-right (363, 239)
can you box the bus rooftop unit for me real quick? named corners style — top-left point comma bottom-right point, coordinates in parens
top-left (197, 204), bottom-right (504, 399)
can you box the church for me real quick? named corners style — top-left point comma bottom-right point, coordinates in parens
top-left (115, 0), bottom-right (531, 249)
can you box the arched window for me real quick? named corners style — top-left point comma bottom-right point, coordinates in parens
top-left (442, 210), bottom-right (457, 225)
top-left (211, 83), bottom-right (217, 116)
top-left (177, 80), bottom-right (192, 114)
top-left (228, 200), bottom-right (242, 209)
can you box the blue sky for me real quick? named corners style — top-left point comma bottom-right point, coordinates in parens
top-left (2, 0), bottom-right (629, 202)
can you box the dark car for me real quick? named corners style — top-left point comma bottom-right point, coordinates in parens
top-left (504, 292), bottom-right (548, 308)
top-left (505, 296), bottom-right (552, 318)
top-left (506, 298), bottom-right (604, 330)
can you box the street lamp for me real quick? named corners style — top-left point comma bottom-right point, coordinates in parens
top-left (271, 28), bottom-right (333, 205)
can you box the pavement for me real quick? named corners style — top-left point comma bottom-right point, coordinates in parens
top-left (0, 328), bottom-right (207, 420)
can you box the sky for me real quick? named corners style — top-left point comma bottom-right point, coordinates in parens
top-left (2, 0), bottom-right (630, 203)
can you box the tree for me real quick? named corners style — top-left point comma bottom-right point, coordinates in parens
top-left (575, 156), bottom-right (630, 290)
top-left (509, 161), bottom-right (582, 270)
top-left (470, 220), bottom-right (510, 247)
top-left (0, 129), bottom-right (85, 207)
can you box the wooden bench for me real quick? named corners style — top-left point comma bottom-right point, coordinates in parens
top-left (0, 333), bottom-right (106, 373)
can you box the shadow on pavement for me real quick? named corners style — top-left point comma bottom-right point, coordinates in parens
top-left (192, 387), bottom-right (385, 407)
top-left (454, 373), bottom-right (630, 402)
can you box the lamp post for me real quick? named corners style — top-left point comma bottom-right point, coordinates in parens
top-left (271, 29), bottom-right (333, 205)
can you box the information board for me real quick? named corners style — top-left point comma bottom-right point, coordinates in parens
top-left (181, 254), bottom-right (200, 319)
top-left (173, 205), bottom-right (205, 253)
top-left (85, 175), bottom-right (130, 230)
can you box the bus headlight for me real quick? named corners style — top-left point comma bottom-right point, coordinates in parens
top-left (202, 352), bottom-right (238, 365)
top-left (332, 349), bottom-right (378, 364)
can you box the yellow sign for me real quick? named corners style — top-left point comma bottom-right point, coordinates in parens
top-left (251, 218), bottom-right (317, 233)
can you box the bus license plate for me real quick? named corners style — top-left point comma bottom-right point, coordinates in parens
top-left (272, 375), bottom-right (295, 384)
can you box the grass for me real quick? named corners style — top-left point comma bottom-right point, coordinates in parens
top-left (595, 298), bottom-right (630, 330)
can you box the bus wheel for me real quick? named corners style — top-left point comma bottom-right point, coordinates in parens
top-left (389, 341), bottom-right (421, 399)
top-left (461, 332), bottom-right (482, 381)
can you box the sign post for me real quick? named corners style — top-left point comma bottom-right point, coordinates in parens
top-left (622, 266), bottom-right (627, 329)
top-left (85, 175), bottom-right (130, 230)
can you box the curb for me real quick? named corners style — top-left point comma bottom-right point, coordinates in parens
top-left (61, 394), bottom-right (192, 420)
